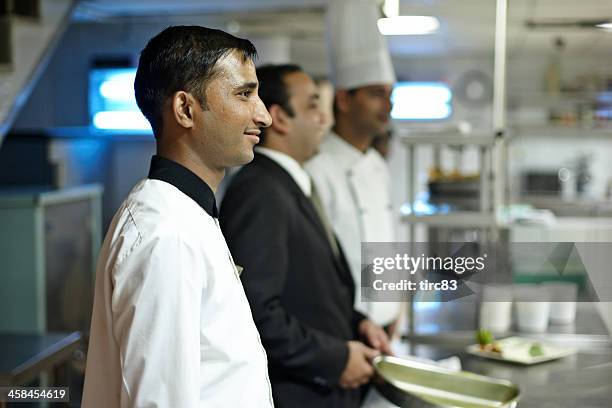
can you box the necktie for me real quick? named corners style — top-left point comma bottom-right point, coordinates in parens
top-left (309, 180), bottom-right (341, 259)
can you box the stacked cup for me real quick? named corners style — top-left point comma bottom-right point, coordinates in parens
top-left (479, 282), bottom-right (579, 333)
top-left (479, 284), bottom-right (513, 334)
top-left (542, 282), bottom-right (578, 324)
top-left (514, 284), bottom-right (551, 333)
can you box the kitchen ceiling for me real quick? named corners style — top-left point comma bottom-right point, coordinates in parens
top-left (73, 0), bottom-right (327, 16)
top-left (74, 0), bottom-right (612, 57)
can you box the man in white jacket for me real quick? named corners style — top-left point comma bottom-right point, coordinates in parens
top-left (82, 26), bottom-right (274, 407)
top-left (306, 0), bottom-right (400, 330)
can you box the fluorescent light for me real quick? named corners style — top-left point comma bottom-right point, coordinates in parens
top-left (377, 16), bottom-right (439, 36)
top-left (596, 22), bottom-right (612, 30)
top-left (382, 0), bottom-right (399, 18)
top-left (93, 111), bottom-right (151, 131)
top-left (99, 72), bottom-right (137, 101)
top-left (90, 68), bottom-right (153, 132)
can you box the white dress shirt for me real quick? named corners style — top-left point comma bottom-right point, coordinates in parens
top-left (82, 156), bottom-right (273, 408)
top-left (255, 147), bottom-right (311, 197)
top-left (306, 133), bottom-right (400, 325)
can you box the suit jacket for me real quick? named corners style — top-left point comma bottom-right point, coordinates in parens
top-left (220, 153), bottom-right (366, 408)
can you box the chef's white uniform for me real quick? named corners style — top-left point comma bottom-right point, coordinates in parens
top-left (82, 156), bottom-right (273, 408)
top-left (306, 133), bottom-right (399, 326)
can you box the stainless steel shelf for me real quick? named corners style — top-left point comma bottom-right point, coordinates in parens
top-left (400, 133), bottom-right (495, 146)
top-left (400, 212), bottom-right (498, 228)
top-left (509, 125), bottom-right (612, 139)
top-left (507, 90), bottom-right (612, 106)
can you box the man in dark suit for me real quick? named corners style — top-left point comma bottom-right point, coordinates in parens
top-left (220, 64), bottom-right (392, 408)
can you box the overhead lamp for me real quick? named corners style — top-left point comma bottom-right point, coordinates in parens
top-left (596, 22), bottom-right (612, 30)
top-left (382, 0), bottom-right (399, 18)
top-left (377, 16), bottom-right (440, 36)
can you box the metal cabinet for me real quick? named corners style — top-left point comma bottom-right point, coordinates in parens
top-left (0, 185), bottom-right (102, 333)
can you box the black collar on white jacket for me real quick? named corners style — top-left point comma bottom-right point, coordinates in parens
top-left (148, 155), bottom-right (218, 218)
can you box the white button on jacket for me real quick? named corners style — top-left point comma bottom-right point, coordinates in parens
top-left (82, 178), bottom-right (273, 408)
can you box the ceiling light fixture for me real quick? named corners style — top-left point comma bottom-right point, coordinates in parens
top-left (596, 22), bottom-right (612, 30)
top-left (377, 16), bottom-right (440, 36)
top-left (382, 0), bottom-right (399, 18)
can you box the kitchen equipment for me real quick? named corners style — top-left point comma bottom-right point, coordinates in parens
top-left (522, 171), bottom-right (561, 196)
top-left (0, 185), bottom-right (102, 333)
top-left (428, 176), bottom-right (481, 211)
top-left (372, 355), bottom-right (520, 408)
top-left (466, 336), bottom-right (576, 365)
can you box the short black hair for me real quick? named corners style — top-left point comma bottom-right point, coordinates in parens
top-left (134, 25), bottom-right (257, 137)
top-left (255, 64), bottom-right (303, 144)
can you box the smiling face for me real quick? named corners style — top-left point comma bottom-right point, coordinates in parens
top-left (191, 50), bottom-right (272, 169)
top-left (283, 71), bottom-right (326, 163)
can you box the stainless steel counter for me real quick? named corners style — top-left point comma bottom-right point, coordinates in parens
top-left (365, 302), bottom-right (612, 407)
top-left (521, 195), bottom-right (612, 218)
top-left (411, 300), bottom-right (610, 337)
top-left (0, 331), bottom-right (81, 386)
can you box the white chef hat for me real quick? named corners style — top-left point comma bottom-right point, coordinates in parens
top-left (326, 0), bottom-right (396, 90)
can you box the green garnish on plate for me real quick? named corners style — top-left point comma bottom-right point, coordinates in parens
top-left (529, 343), bottom-right (544, 357)
top-left (476, 329), bottom-right (494, 345)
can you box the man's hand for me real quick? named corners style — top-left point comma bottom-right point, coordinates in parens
top-left (358, 319), bottom-right (393, 355)
top-left (385, 318), bottom-right (399, 339)
top-left (339, 341), bottom-right (379, 389)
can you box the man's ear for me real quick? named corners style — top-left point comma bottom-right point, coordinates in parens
top-left (171, 91), bottom-right (197, 129)
top-left (334, 89), bottom-right (352, 114)
top-left (268, 104), bottom-right (291, 135)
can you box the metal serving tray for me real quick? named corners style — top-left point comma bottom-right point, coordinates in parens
top-left (373, 355), bottom-right (520, 408)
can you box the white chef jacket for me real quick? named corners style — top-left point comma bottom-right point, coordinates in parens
top-left (82, 156), bottom-right (273, 408)
top-left (306, 132), bottom-right (400, 325)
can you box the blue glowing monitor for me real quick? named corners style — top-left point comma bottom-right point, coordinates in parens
top-left (89, 67), bottom-right (152, 132)
top-left (391, 82), bottom-right (452, 121)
